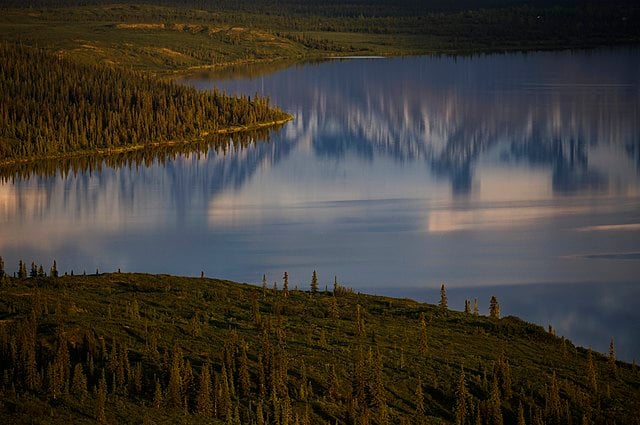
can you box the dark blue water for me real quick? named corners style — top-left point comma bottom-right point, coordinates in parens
top-left (1, 50), bottom-right (639, 360)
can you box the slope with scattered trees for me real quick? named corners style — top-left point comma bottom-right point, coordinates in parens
top-left (0, 259), bottom-right (638, 424)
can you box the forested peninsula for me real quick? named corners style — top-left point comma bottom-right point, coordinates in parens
top-left (0, 44), bottom-right (291, 164)
top-left (0, 266), bottom-right (638, 424)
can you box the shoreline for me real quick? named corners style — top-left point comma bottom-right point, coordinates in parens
top-left (0, 115), bottom-right (293, 168)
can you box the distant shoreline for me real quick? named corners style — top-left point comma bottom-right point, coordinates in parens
top-left (0, 116), bottom-right (293, 168)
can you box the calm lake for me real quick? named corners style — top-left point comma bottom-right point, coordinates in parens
top-left (1, 49), bottom-right (639, 360)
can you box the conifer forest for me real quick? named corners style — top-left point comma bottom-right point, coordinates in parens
top-left (0, 44), bottom-right (289, 162)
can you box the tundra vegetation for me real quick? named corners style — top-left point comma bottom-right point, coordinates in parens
top-left (0, 260), bottom-right (638, 424)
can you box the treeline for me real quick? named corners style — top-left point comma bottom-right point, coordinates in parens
top-left (0, 44), bottom-right (289, 162)
top-left (0, 0), bottom-right (619, 17)
top-left (0, 126), bottom-right (280, 182)
top-left (0, 262), bottom-right (638, 424)
top-left (8, 2), bottom-right (639, 38)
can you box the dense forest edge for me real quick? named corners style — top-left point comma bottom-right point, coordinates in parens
top-left (0, 43), bottom-right (292, 165)
top-left (0, 258), bottom-right (639, 424)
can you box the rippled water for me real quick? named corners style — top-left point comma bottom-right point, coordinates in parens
top-left (1, 49), bottom-right (639, 359)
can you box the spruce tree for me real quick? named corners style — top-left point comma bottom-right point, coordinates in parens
top-left (419, 313), bottom-right (428, 355)
top-left (96, 371), bottom-right (107, 423)
top-left (354, 347), bottom-right (367, 406)
top-left (239, 344), bottom-right (251, 397)
top-left (252, 294), bottom-right (261, 326)
top-left (0, 256), bottom-right (4, 278)
top-left (455, 368), bottom-right (468, 425)
top-left (310, 270), bottom-right (319, 294)
top-left (167, 347), bottom-right (184, 408)
top-left (50, 260), bottom-right (58, 278)
top-left (182, 359), bottom-right (194, 410)
top-left (464, 299), bottom-right (471, 314)
top-left (489, 296), bottom-right (500, 319)
top-left (197, 364), bottom-right (213, 416)
top-left (587, 348), bottom-right (598, 393)
top-left (262, 274), bottom-right (267, 298)
top-left (517, 402), bottom-right (526, 425)
top-left (547, 371), bottom-right (561, 424)
top-left (153, 378), bottom-right (164, 408)
top-left (608, 337), bottom-right (617, 373)
top-left (18, 260), bottom-right (26, 279)
top-left (256, 399), bottom-right (265, 425)
top-left (439, 284), bottom-right (448, 310)
top-left (473, 298), bottom-right (479, 315)
top-left (490, 377), bottom-right (503, 425)
top-left (326, 364), bottom-right (339, 402)
top-left (282, 272), bottom-right (289, 297)
top-left (371, 350), bottom-right (385, 409)
top-left (71, 363), bottom-right (88, 400)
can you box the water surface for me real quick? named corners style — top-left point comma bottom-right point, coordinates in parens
top-left (1, 50), bottom-right (639, 360)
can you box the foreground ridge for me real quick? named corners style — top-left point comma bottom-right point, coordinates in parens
top-left (0, 270), bottom-right (638, 424)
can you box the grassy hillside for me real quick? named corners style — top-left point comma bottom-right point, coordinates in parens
top-left (0, 266), bottom-right (638, 424)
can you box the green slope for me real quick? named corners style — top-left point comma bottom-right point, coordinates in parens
top-left (0, 271), bottom-right (638, 424)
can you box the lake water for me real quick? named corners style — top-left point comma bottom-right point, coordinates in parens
top-left (1, 50), bottom-right (639, 360)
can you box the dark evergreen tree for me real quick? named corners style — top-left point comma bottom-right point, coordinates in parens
top-left (50, 260), bottom-right (58, 278)
top-left (439, 284), bottom-right (448, 311)
top-left (547, 371), bottom-right (561, 424)
top-left (167, 346), bottom-right (184, 408)
top-left (153, 378), bottom-right (164, 409)
top-left (71, 363), bottom-right (88, 401)
top-left (325, 364), bottom-right (339, 402)
top-left (455, 367), bottom-right (468, 425)
top-left (17, 260), bottom-right (26, 279)
top-left (282, 272), bottom-right (289, 298)
top-left (489, 296), bottom-right (500, 319)
top-left (238, 344), bottom-right (251, 397)
top-left (608, 337), bottom-right (617, 373)
top-left (587, 348), bottom-right (598, 393)
top-left (419, 312), bottom-right (428, 355)
top-left (310, 270), bottom-right (319, 294)
top-left (96, 371), bottom-right (107, 423)
top-left (517, 402), bottom-right (526, 425)
top-left (490, 376), bottom-right (503, 425)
